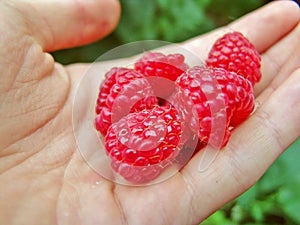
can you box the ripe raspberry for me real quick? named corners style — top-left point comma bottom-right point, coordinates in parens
top-left (173, 66), bottom-right (231, 147)
top-left (212, 67), bottom-right (254, 126)
top-left (95, 67), bottom-right (158, 136)
top-left (173, 66), bottom-right (254, 147)
top-left (206, 32), bottom-right (261, 85)
top-left (135, 52), bottom-right (188, 80)
top-left (105, 105), bottom-right (183, 183)
top-left (135, 52), bottom-right (189, 97)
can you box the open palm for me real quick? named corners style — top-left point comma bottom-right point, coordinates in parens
top-left (0, 1), bottom-right (300, 224)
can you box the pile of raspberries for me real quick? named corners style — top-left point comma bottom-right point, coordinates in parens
top-left (94, 32), bottom-right (261, 184)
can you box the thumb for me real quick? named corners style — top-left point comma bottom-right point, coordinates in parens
top-left (8, 0), bottom-right (121, 51)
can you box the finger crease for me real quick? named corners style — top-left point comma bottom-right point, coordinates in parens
top-left (255, 109), bottom-right (285, 153)
top-left (112, 186), bottom-right (129, 225)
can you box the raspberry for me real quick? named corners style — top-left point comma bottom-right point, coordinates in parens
top-left (135, 52), bottom-right (188, 80)
top-left (212, 67), bottom-right (254, 126)
top-left (173, 66), bottom-right (254, 147)
top-left (95, 67), bottom-right (158, 135)
top-left (105, 105), bottom-right (183, 183)
top-left (206, 32), bottom-right (261, 85)
top-left (135, 52), bottom-right (189, 97)
top-left (173, 66), bottom-right (232, 147)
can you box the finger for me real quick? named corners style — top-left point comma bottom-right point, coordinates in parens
top-left (229, 0), bottom-right (300, 53)
top-left (182, 1), bottom-right (300, 70)
top-left (182, 68), bottom-right (300, 223)
top-left (255, 22), bottom-right (300, 97)
top-left (6, 0), bottom-right (120, 52)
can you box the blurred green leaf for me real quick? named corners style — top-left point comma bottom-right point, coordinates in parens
top-left (231, 204), bottom-right (246, 223)
top-left (250, 202), bottom-right (264, 222)
top-left (116, 0), bottom-right (157, 42)
top-left (116, 0), bottom-right (215, 43)
top-left (277, 182), bottom-right (300, 223)
top-left (206, 0), bottom-right (265, 25)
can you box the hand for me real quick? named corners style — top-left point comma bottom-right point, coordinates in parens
top-left (0, 1), bottom-right (299, 224)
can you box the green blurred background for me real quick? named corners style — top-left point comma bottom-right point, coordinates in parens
top-left (52, 0), bottom-right (300, 224)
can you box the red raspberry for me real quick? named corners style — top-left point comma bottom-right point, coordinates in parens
top-left (206, 32), bottom-right (261, 85)
top-left (173, 66), bottom-right (232, 147)
top-left (173, 66), bottom-right (254, 147)
top-left (105, 105), bottom-right (183, 183)
top-left (95, 67), bottom-right (125, 115)
top-left (95, 67), bottom-right (158, 136)
top-left (135, 52), bottom-right (188, 80)
top-left (135, 52), bottom-right (189, 97)
top-left (212, 67), bottom-right (254, 126)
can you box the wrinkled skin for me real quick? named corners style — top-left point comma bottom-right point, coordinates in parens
top-left (0, 1), bottom-right (300, 224)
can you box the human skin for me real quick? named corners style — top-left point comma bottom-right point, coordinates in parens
top-left (0, 0), bottom-right (300, 224)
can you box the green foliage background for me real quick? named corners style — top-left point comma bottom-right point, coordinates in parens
top-left (53, 1), bottom-right (300, 224)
